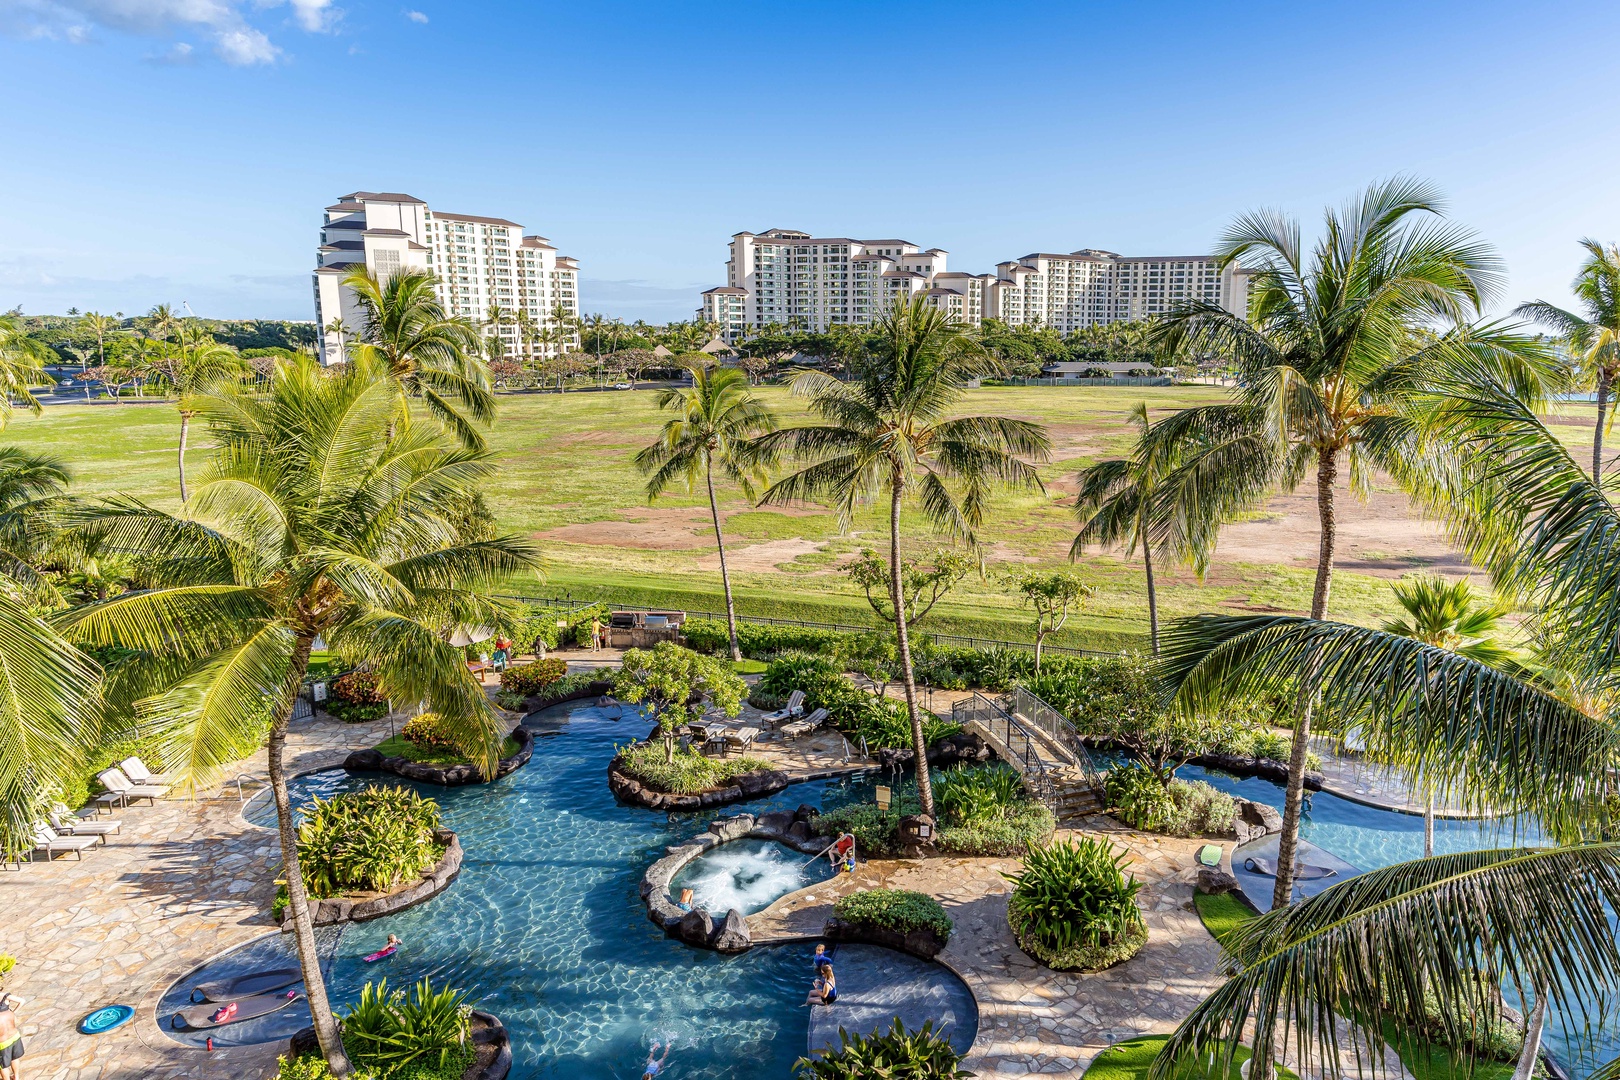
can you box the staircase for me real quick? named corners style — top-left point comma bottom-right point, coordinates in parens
top-left (1048, 769), bottom-right (1103, 822)
top-left (952, 690), bottom-right (1104, 821)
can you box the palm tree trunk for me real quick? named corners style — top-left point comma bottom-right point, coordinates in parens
top-left (1144, 543), bottom-right (1160, 656)
top-left (1424, 798), bottom-right (1435, 857)
top-left (268, 635), bottom-right (351, 1076)
top-left (1512, 984), bottom-right (1549, 1080)
top-left (1594, 370), bottom-right (1610, 484)
top-left (890, 482), bottom-right (934, 819)
top-left (177, 411), bottom-right (191, 502)
top-left (706, 462), bottom-right (742, 662)
top-left (1273, 449), bottom-right (1338, 909)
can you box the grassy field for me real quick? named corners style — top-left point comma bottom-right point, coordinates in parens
top-left (5, 386), bottom-right (1601, 650)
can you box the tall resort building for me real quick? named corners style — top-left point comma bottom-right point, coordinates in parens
top-left (698, 229), bottom-right (1254, 342)
top-left (313, 191), bottom-right (579, 365)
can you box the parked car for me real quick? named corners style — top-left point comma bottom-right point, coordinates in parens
top-left (613, 382), bottom-right (631, 390)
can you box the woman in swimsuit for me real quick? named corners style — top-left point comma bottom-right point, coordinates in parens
top-left (642, 1040), bottom-right (671, 1079)
top-left (814, 962), bottom-right (838, 1006)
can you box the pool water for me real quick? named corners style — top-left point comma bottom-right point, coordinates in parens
top-left (671, 839), bottom-right (837, 916)
top-left (191, 700), bottom-right (976, 1078)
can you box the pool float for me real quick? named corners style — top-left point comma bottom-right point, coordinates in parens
top-left (172, 990), bottom-right (301, 1030)
top-left (363, 945), bottom-right (398, 963)
top-left (191, 967), bottom-right (301, 1002)
top-left (78, 1004), bottom-right (135, 1035)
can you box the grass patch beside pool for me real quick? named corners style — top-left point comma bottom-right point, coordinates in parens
top-left (731, 659), bottom-right (768, 675)
top-left (373, 733), bottom-right (521, 765)
top-left (1193, 890), bottom-right (1256, 946)
top-left (1083, 1035), bottom-right (1297, 1080)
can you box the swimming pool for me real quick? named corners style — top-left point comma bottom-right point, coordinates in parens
top-left (190, 700), bottom-right (977, 1078)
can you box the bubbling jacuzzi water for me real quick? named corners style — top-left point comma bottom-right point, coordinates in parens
top-left (671, 838), bottom-right (836, 916)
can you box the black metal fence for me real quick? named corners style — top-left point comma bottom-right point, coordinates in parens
top-left (953, 692), bottom-right (1058, 805)
top-left (502, 593), bottom-right (1118, 660)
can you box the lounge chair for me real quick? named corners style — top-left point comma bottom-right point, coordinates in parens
top-left (120, 757), bottom-right (169, 786)
top-left (723, 726), bottom-right (761, 755)
top-left (50, 805), bottom-right (121, 838)
top-left (98, 767), bottom-right (168, 805)
top-left (779, 707), bottom-right (829, 740)
top-left (760, 690), bottom-right (806, 728)
top-left (32, 823), bottom-right (100, 861)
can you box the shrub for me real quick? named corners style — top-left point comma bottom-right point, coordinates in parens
top-left (684, 618), bottom-right (851, 659)
top-left (758, 650), bottom-right (843, 700)
top-left (294, 786), bottom-right (444, 899)
top-left (328, 670), bottom-right (389, 723)
top-left (614, 741), bottom-right (770, 794)
top-left (275, 1056), bottom-right (380, 1080)
top-left (1215, 727), bottom-right (1323, 771)
top-left (933, 763), bottom-right (1025, 826)
top-left (1167, 779), bottom-right (1238, 837)
top-left (834, 888), bottom-right (952, 942)
top-left (793, 1018), bottom-right (969, 1078)
top-left (400, 712), bottom-right (458, 752)
top-left (1005, 838), bottom-right (1146, 971)
top-left (815, 780), bottom-right (1052, 857)
top-left (1103, 763), bottom-right (1174, 831)
top-left (534, 670), bottom-right (606, 704)
top-left (501, 657), bottom-right (567, 696)
top-left (341, 977), bottom-right (475, 1079)
top-left (493, 690), bottom-right (527, 711)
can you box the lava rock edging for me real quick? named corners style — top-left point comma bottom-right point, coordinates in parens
top-left (875, 731), bottom-right (990, 772)
top-left (289, 1009), bottom-right (510, 1080)
top-left (639, 807), bottom-right (829, 952)
top-left (280, 828), bottom-right (462, 927)
top-left (344, 726), bottom-right (534, 786)
top-left (1189, 750), bottom-right (1326, 791)
top-left (609, 750), bottom-right (861, 812)
top-left (821, 916), bottom-right (950, 961)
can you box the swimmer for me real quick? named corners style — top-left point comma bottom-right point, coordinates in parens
top-left (814, 961), bottom-right (838, 1006)
top-left (678, 888), bottom-right (694, 912)
top-left (810, 943), bottom-right (826, 971)
top-left (386, 934), bottom-right (403, 949)
top-left (642, 1040), bottom-right (671, 1079)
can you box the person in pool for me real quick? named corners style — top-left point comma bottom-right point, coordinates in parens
top-left (810, 943), bottom-right (826, 971)
top-left (642, 1040), bottom-right (671, 1079)
top-left (812, 961), bottom-right (838, 1006)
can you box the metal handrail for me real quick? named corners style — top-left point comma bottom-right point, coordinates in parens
top-left (952, 692), bottom-right (1061, 808)
top-left (1002, 686), bottom-right (1103, 792)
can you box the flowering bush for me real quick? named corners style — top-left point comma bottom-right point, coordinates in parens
top-left (500, 658), bottom-right (567, 696)
top-left (326, 670), bottom-right (389, 722)
top-left (401, 712), bottom-right (457, 752)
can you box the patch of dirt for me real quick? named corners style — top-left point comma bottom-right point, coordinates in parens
top-left (534, 507), bottom-right (712, 550)
top-left (552, 430), bottom-right (622, 446)
top-left (982, 541), bottom-right (1042, 566)
top-left (698, 537), bottom-right (825, 572)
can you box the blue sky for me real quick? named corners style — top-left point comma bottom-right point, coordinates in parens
top-left (2, 0), bottom-right (1618, 323)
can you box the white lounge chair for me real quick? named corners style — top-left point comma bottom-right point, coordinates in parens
top-left (724, 726), bottom-right (761, 755)
top-left (50, 805), bottom-right (121, 837)
top-left (761, 690), bottom-right (806, 728)
top-left (120, 757), bottom-right (169, 785)
top-left (780, 707), bottom-right (829, 740)
top-left (98, 767), bottom-right (168, 805)
top-left (32, 823), bottom-right (100, 861)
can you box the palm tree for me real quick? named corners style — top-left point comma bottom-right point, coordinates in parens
top-left (1151, 177), bottom-right (1526, 908)
top-left (342, 266), bottom-right (492, 449)
top-left (146, 326), bottom-right (246, 501)
top-left (323, 316), bottom-right (348, 363)
top-left (1072, 402), bottom-right (1267, 654)
top-left (82, 311), bottom-right (117, 370)
top-left (636, 364), bottom-right (778, 662)
top-left (58, 354), bottom-right (540, 1076)
top-left (1378, 574), bottom-right (1515, 853)
top-left (758, 295), bottom-right (1049, 817)
top-left (0, 313), bottom-right (50, 426)
top-left (1516, 239), bottom-right (1620, 482)
top-left (0, 448), bottom-right (73, 603)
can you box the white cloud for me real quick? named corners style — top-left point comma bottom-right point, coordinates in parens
top-left (144, 38), bottom-right (193, 62)
top-left (0, 0), bottom-right (339, 64)
top-left (404, 8), bottom-right (426, 22)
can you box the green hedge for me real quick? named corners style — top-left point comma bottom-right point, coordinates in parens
top-left (500, 657), bottom-right (567, 695)
top-left (833, 888), bottom-right (952, 942)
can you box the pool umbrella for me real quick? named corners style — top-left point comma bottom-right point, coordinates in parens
top-left (449, 626), bottom-right (495, 647)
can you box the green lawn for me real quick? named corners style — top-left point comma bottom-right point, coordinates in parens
top-left (1193, 890), bottom-right (1255, 946)
top-left (373, 733), bottom-right (522, 765)
top-left (6, 385), bottom-right (1596, 649)
top-left (1082, 1035), bottom-right (1298, 1080)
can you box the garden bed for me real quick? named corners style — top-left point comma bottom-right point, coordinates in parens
top-left (343, 727), bottom-right (533, 786)
top-left (822, 888), bottom-right (953, 960)
top-left (287, 1008), bottom-right (511, 1080)
top-left (279, 828), bottom-right (462, 927)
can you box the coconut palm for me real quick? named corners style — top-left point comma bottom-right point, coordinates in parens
top-left (0, 448), bottom-right (74, 603)
top-left (636, 364), bottom-right (778, 662)
top-left (145, 325), bottom-right (247, 501)
top-left (1150, 846), bottom-right (1620, 1080)
top-left (82, 311), bottom-right (118, 370)
top-left (0, 313), bottom-right (50, 426)
top-left (1516, 239), bottom-right (1620, 482)
top-left (342, 266), bottom-right (492, 449)
top-left (57, 354), bottom-right (540, 1075)
top-left (1149, 177), bottom-right (1539, 907)
top-left (757, 295), bottom-right (1049, 817)
top-left (1073, 403), bottom-right (1270, 654)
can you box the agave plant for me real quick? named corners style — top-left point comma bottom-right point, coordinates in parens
top-left (341, 977), bottom-right (471, 1076)
top-left (793, 1018), bottom-right (972, 1079)
top-left (1005, 838), bottom-right (1145, 960)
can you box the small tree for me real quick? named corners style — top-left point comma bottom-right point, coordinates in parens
top-left (1014, 571), bottom-right (1093, 671)
top-left (612, 642), bottom-right (745, 763)
top-left (846, 548), bottom-right (975, 629)
top-left (614, 348), bottom-right (657, 389)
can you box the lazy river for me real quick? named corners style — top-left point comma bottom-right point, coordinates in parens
top-left (168, 700), bottom-right (976, 1078)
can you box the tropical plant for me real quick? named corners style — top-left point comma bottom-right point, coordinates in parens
top-left (613, 740), bottom-right (769, 794)
top-left (341, 977), bottom-right (473, 1078)
top-left (499, 657), bottom-right (566, 696)
top-left (933, 763), bottom-right (1025, 826)
top-left (759, 294), bottom-right (1050, 816)
top-left (1072, 402), bottom-right (1239, 655)
top-left (845, 548), bottom-right (977, 630)
top-left (635, 363), bottom-right (778, 661)
top-left (1515, 238), bottom-right (1620, 481)
top-left (1012, 570), bottom-right (1092, 671)
top-left (794, 1018), bottom-right (971, 1079)
top-left (293, 786), bottom-right (443, 898)
top-left (0, 447), bottom-right (74, 603)
top-left (1005, 837), bottom-right (1145, 971)
top-left (56, 354), bottom-right (538, 1074)
top-left (0, 312), bottom-right (51, 427)
top-left (342, 266), bottom-right (492, 450)
top-left (142, 324), bottom-right (246, 500)
top-left (611, 642), bottom-right (745, 763)
top-left (1104, 764), bottom-right (1237, 837)
top-left (1148, 177), bottom-right (1544, 908)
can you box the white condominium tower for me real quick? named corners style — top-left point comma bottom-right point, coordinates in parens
top-left (313, 191), bottom-right (579, 365)
top-left (698, 229), bottom-right (1253, 341)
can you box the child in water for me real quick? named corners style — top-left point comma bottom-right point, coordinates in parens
top-left (643, 1040), bottom-right (672, 1079)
